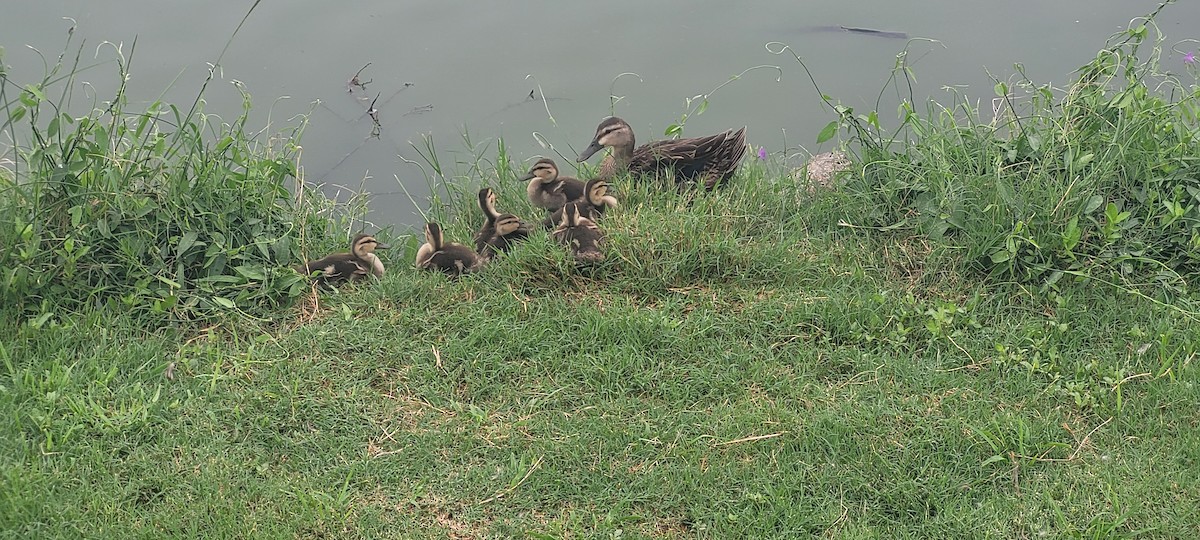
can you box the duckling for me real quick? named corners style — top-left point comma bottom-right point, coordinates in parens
top-left (518, 158), bottom-right (586, 210)
top-left (473, 187), bottom-right (532, 259)
top-left (576, 116), bottom-right (747, 190)
top-left (415, 222), bottom-right (484, 276)
top-left (542, 178), bottom-right (620, 229)
top-left (295, 233), bottom-right (389, 285)
top-left (552, 202), bottom-right (605, 263)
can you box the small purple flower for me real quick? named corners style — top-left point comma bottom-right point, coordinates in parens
top-left (1185, 51), bottom-right (1196, 64)
top-left (756, 147), bottom-right (768, 160)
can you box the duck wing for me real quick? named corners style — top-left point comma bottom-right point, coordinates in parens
top-left (297, 255), bottom-right (368, 284)
top-left (559, 177), bottom-right (586, 202)
top-left (631, 128), bottom-right (747, 184)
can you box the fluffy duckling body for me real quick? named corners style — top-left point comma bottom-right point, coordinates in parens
top-left (295, 233), bottom-right (389, 285)
top-left (576, 116), bottom-right (747, 190)
top-left (415, 222), bottom-right (483, 276)
top-left (543, 178), bottom-right (619, 229)
top-left (518, 158), bottom-right (586, 210)
top-left (473, 188), bottom-right (532, 259)
top-left (552, 203), bottom-right (605, 263)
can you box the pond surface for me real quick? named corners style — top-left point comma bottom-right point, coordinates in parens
top-left (5, 0), bottom-right (1198, 228)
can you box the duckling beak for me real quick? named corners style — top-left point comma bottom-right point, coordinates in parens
top-left (577, 140), bottom-right (605, 162)
top-left (517, 171), bottom-right (536, 181)
top-left (375, 243), bottom-right (391, 250)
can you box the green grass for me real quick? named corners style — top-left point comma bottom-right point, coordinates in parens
top-left (0, 3), bottom-right (353, 324)
top-left (2, 169), bottom-right (1198, 538)
top-left (3, 4), bottom-right (1200, 539)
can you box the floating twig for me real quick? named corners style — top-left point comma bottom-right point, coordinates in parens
top-left (348, 62), bottom-right (373, 92)
top-left (367, 92), bottom-right (382, 138)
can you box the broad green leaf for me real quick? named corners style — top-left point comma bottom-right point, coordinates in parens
top-left (95, 124), bottom-right (110, 152)
top-left (155, 275), bottom-right (182, 289)
top-left (154, 295), bottom-right (178, 312)
top-left (1044, 270), bottom-right (1064, 289)
top-left (233, 265), bottom-right (266, 281)
top-left (816, 121), bottom-right (838, 144)
top-left (135, 113), bottom-right (151, 138)
top-left (1105, 202), bottom-right (1121, 223)
top-left (1063, 217), bottom-right (1081, 251)
top-left (1111, 89), bottom-right (1135, 109)
top-left (1026, 134), bottom-right (1042, 152)
top-left (24, 84), bottom-right (46, 101)
top-left (29, 312), bottom-right (54, 329)
top-left (197, 275), bottom-right (243, 284)
top-left (981, 455), bottom-right (1007, 468)
top-left (177, 231), bottom-right (198, 256)
top-left (995, 178), bottom-right (1016, 206)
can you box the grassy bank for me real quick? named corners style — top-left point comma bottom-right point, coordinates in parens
top-left (3, 7), bottom-right (1200, 540)
top-left (2, 176), bottom-right (1197, 538)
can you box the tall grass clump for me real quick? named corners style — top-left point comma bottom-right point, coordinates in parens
top-left (402, 127), bottom-right (820, 300)
top-left (0, 30), bottom-right (342, 324)
top-left (807, 5), bottom-right (1200, 297)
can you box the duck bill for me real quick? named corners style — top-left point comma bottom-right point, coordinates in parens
top-left (375, 243), bottom-right (391, 250)
top-left (517, 171), bottom-right (536, 181)
top-left (576, 140), bottom-right (605, 163)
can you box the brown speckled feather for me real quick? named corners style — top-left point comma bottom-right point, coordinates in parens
top-left (473, 188), bottom-right (533, 259)
top-left (552, 203), bottom-right (605, 263)
top-left (579, 117), bottom-right (747, 190)
top-left (416, 222), bottom-right (484, 276)
top-left (295, 233), bottom-right (388, 286)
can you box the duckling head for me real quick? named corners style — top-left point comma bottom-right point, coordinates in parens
top-left (585, 179), bottom-right (620, 210)
top-left (578, 117), bottom-right (635, 162)
top-left (559, 203), bottom-right (605, 263)
top-left (477, 188), bottom-right (500, 221)
top-left (517, 158), bottom-right (560, 184)
top-left (495, 214), bottom-right (524, 236)
top-left (351, 233), bottom-right (389, 258)
top-left (559, 201), bottom-right (582, 228)
top-left (423, 222), bottom-right (445, 251)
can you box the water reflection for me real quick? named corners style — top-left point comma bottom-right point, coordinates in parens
top-left (4, 0), bottom-right (1196, 227)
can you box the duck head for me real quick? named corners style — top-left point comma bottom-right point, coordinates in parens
top-left (584, 178), bottom-right (619, 210)
top-left (351, 233), bottom-right (389, 259)
top-left (477, 188), bottom-right (500, 221)
top-left (495, 214), bottom-right (524, 236)
top-left (423, 222), bottom-right (444, 251)
top-left (517, 158), bottom-right (560, 184)
top-left (559, 202), bottom-right (582, 228)
top-left (578, 117), bottom-right (635, 162)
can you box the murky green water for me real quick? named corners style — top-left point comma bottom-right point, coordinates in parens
top-left (5, 1), bottom-right (1198, 227)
